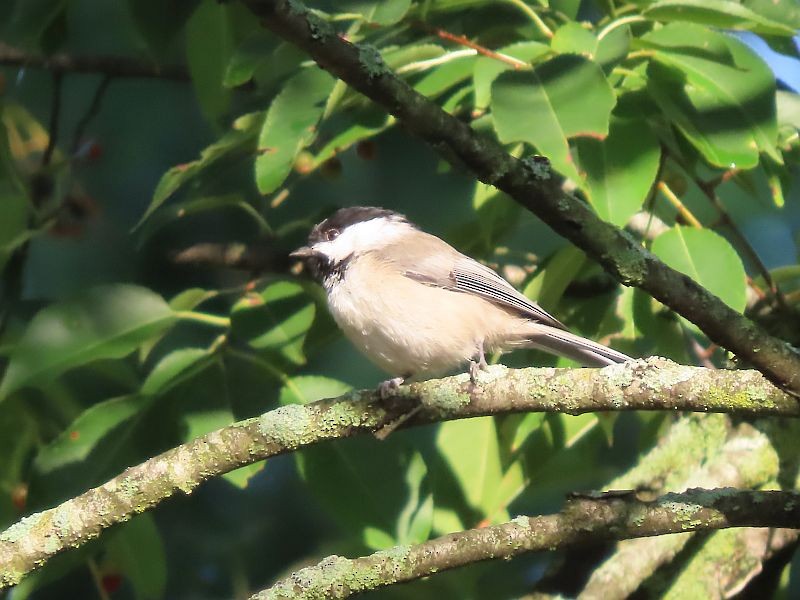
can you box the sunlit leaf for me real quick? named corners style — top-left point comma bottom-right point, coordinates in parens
top-left (231, 281), bottom-right (316, 365)
top-left (285, 377), bottom-right (427, 550)
top-left (0, 113), bottom-right (31, 272)
top-left (524, 245), bottom-right (587, 312)
top-left (0, 286), bottom-right (177, 399)
top-left (338, 0), bottom-right (412, 24)
top-left (33, 395), bottom-right (143, 474)
top-left (644, 0), bottom-right (797, 36)
top-left (413, 55), bottom-right (476, 98)
top-left (491, 55), bottom-right (615, 181)
top-left (395, 451), bottom-right (433, 545)
top-left (643, 24), bottom-right (780, 169)
top-left (434, 417), bottom-right (503, 519)
top-left (137, 112), bottom-right (261, 227)
top-left (651, 226), bottom-right (747, 327)
top-left (551, 22), bottom-right (597, 57)
top-left (472, 41), bottom-right (550, 110)
top-left (185, 0), bottom-right (236, 123)
top-left (255, 68), bottom-right (335, 194)
top-left (141, 348), bottom-right (214, 397)
top-left (576, 116), bottom-right (661, 227)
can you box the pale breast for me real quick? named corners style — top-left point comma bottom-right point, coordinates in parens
top-left (326, 254), bottom-right (514, 378)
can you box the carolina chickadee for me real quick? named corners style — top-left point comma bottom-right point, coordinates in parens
top-left (291, 207), bottom-right (631, 391)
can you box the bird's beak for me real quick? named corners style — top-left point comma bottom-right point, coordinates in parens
top-left (289, 246), bottom-right (317, 260)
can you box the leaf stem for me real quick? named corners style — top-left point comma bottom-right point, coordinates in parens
top-left (503, 0), bottom-right (554, 39)
top-left (657, 181), bottom-right (702, 229)
top-left (597, 15), bottom-right (646, 40)
top-left (176, 311), bottom-right (231, 329)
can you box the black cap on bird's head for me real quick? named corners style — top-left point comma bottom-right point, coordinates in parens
top-left (308, 206), bottom-right (408, 244)
top-left (290, 206), bottom-right (412, 284)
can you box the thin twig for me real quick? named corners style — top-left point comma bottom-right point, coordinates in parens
top-left (421, 23), bottom-right (531, 69)
top-left (41, 72), bottom-right (63, 167)
top-left (253, 489), bottom-right (800, 600)
top-left (503, 0), bottom-right (554, 39)
top-left (0, 42), bottom-right (189, 80)
top-left (70, 75), bottom-right (113, 155)
top-left (657, 181), bottom-right (702, 228)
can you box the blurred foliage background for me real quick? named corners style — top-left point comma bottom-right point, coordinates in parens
top-left (1, 0), bottom-right (799, 597)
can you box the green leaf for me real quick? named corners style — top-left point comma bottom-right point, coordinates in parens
top-left (644, 0), bottom-right (797, 36)
top-left (0, 285), bottom-right (177, 399)
top-left (651, 226), bottom-right (747, 323)
top-left (3, 0), bottom-right (66, 48)
top-left (286, 377), bottom-right (427, 549)
top-left (551, 0), bottom-right (581, 19)
top-left (434, 417), bottom-right (503, 518)
top-left (311, 108), bottom-right (391, 168)
top-left (777, 90), bottom-right (800, 143)
top-left (413, 55), bottom-right (476, 98)
top-left (395, 451), bottom-right (434, 545)
top-left (575, 116), bottom-right (661, 226)
top-left (106, 515), bottom-right (167, 600)
top-left (185, 0), bottom-right (236, 123)
top-left (224, 31), bottom-right (276, 87)
top-left (279, 375), bottom-right (351, 405)
top-left (255, 68), bottom-right (335, 194)
top-left (448, 181), bottom-right (522, 257)
top-left (136, 193), bottom-right (270, 244)
top-left (0, 115), bottom-right (32, 272)
top-left (141, 348), bottom-right (214, 396)
top-left (127, 0), bottom-right (200, 58)
top-left (338, 0), bottom-right (412, 24)
top-left (169, 287), bottom-right (218, 312)
top-left (137, 112), bottom-right (260, 227)
top-left (472, 42), bottom-right (550, 110)
top-left (383, 44), bottom-right (446, 70)
top-left (551, 22), bottom-right (598, 57)
top-left (595, 24), bottom-right (631, 72)
top-left (33, 395), bottom-right (143, 474)
top-left (743, 0), bottom-right (800, 30)
top-left (643, 24), bottom-right (780, 169)
top-left (491, 55), bottom-right (616, 181)
top-left (524, 245), bottom-right (587, 313)
top-left (231, 281), bottom-right (316, 366)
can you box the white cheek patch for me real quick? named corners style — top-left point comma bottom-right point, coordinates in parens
top-left (313, 218), bottom-right (409, 262)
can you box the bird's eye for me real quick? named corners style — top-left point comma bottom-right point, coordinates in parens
top-left (325, 228), bottom-right (340, 241)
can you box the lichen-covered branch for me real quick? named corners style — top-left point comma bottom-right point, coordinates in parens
top-left (252, 489), bottom-right (800, 600)
top-left (241, 0), bottom-right (800, 393)
top-left (0, 359), bottom-right (795, 587)
top-left (0, 42), bottom-right (189, 79)
top-left (579, 419), bottom-right (783, 599)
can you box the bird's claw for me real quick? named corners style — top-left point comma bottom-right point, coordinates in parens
top-left (469, 342), bottom-right (490, 384)
top-left (379, 377), bottom-right (405, 400)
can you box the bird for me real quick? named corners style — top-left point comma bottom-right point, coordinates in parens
top-left (291, 206), bottom-right (631, 393)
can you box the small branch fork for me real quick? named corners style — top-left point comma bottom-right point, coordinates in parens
top-left (0, 359), bottom-right (797, 587)
top-left (0, 42), bottom-right (189, 80)
top-left (253, 489), bottom-right (800, 600)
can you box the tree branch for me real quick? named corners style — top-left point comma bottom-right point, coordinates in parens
top-left (252, 489), bottom-right (800, 600)
top-left (0, 359), bottom-right (795, 586)
top-left (0, 42), bottom-right (189, 80)
top-left (241, 0), bottom-right (800, 393)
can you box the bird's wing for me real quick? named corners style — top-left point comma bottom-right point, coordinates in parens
top-left (384, 232), bottom-right (567, 330)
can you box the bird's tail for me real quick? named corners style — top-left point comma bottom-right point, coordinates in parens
top-left (512, 323), bottom-right (632, 367)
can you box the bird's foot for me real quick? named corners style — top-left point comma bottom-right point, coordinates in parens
top-left (375, 375), bottom-right (418, 440)
top-left (378, 376), bottom-right (405, 400)
top-left (469, 343), bottom-right (490, 384)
